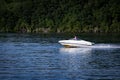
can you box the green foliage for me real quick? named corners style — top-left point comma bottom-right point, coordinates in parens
top-left (0, 0), bottom-right (120, 33)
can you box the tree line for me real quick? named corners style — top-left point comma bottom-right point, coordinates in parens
top-left (0, 0), bottom-right (120, 33)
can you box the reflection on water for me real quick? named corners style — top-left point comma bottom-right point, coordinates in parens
top-left (60, 48), bottom-right (92, 54)
top-left (59, 48), bottom-right (92, 71)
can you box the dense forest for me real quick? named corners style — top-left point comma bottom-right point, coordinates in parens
top-left (0, 0), bottom-right (120, 33)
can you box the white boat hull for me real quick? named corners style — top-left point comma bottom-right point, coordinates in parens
top-left (59, 40), bottom-right (94, 48)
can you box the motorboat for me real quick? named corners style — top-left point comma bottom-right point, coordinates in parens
top-left (58, 38), bottom-right (94, 48)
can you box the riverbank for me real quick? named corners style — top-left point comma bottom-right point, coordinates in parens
top-left (0, 27), bottom-right (120, 34)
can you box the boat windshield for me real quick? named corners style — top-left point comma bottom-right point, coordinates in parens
top-left (70, 38), bottom-right (81, 40)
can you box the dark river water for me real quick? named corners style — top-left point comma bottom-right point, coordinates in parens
top-left (0, 33), bottom-right (120, 80)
